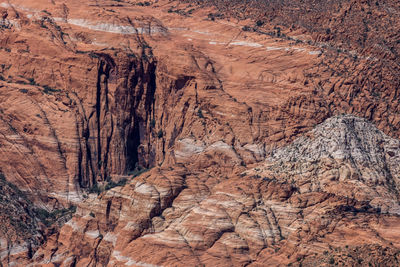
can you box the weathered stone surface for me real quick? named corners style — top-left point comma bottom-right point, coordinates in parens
top-left (0, 0), bottom-right (399, 266)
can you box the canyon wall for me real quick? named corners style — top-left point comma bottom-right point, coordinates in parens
top-left (0, 0), bottom-right (399, 266)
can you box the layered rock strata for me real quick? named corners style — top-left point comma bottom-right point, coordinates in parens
top-left (0, 0), bottom-right (399, 266)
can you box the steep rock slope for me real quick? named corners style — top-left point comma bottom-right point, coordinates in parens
top-left (184, 0), bottom-right (400, 64)
top-left (250, 115), bottom-right (400, 213)
top-left (0, 172), bottom-right (75, 265)
top-left (33, 115), bottom-right (400, 266)
top-left (0, 0), bottom-right (399, 266)
top-left (183, 0), bottom-right (400, 139)
top-left (0, 172), bottom-right (43, 265)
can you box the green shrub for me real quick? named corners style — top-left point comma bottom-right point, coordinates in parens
top-left (276, 27), bottom-right (281, 37)
top-left (256, 20), bottom-right (264, 27)
top-left (35, 205), bottom-right (76, 227)
top-left (16, 80), bottom-right (28, 85)
top-left (157, 129), bottom-right (163, 138)
top-left (128, 167), bottom-right (149, 178)
top-left (136, 1), bottom-right (151, 6)
top-left (105, 178), bottom-right (128, 190)
top-left (197, 108), bottom-right (204, 118)
top-left (28, 78), bottom-right (37, 85)
top-left (43, 85), bottom-right (61, 94)
top-left (150, 119), bottom-right (156, 128)
top-left (242, 26), bottom-right (251, 31)
top-left (89, 52), bottom-right (99, 59)
top-left (89, 184), bottom-right (103, 195)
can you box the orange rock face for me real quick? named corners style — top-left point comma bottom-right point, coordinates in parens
top-left (0, 0), bottom-right (400, 266)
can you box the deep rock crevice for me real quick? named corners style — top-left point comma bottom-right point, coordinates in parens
top-left (77, 51), bottom-right (158, 188)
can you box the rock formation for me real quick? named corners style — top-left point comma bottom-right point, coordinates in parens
top-left (27, 114), bottom-right (400, 266)
top-left (0, 0), bottom-right (399, 266)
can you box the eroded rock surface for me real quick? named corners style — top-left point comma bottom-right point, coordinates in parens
top-left (0, 0), bottom-right (399, 266)
top-left (249, 115), bottom-right (400, 214)
top-left (29, 115), bottom-right (400, 266)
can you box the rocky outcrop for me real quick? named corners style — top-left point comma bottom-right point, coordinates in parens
top-left (185, 0), bottom-right (400, 63)
top-left (0, 172), bottom-right (75, 265)
top-left (0, 0), bottom-right (400, 266)
top-left (31, 115), bottom-right (400, 266)
top-left (76, 49), bottom-right (158, 187)
top-left (248, 115), bottom-right (400, 214)
top-left (0, 172), bottom-right (42, 265)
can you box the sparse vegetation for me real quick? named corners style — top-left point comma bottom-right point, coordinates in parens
top-left (150, 118), bottom-right (156, 128)
top-left (89, 52), bottom-right (99, 59)
top-left (242, 25), bottom-right (252, 32)
top-left (128, 166), bottom-right (150, 178)
top-left (89, 183), bottom-right (103, 195)
top-left (16, 80), bottom-right (28, 85)
top-left (136, 1), bottom-right (151, 6)
top-left (274, 26), bottom-right (281, 37)
top-left (207, 12), bottom-right (223, 21)
top-left (28, 78), bottom-right (37, 85)
top-left (197, 108), bottom-right (204, 118)
top-left (43, 85), bottom-right (61, 94)
top-left (256, 20), bottom-right (264, 27)
top-left (41, 10), bottom-right (51, 15)
top-left (157, 129), bottom-right (164, 138)
top-left (104, 178), bottom-right (128, 190)
top-left (35, 205), bottom-right (77, 227)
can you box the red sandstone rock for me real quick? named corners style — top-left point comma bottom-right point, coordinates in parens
top-left (0, 0), bottom-right (400, 266)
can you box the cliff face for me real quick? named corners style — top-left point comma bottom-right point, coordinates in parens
top-left (29, 115), bottom-right (400, 266)
top-left (0, 0), bottom-right (400, 266)
top-left (75, 51), bottom-right (158, 187)
top-left (0, 173), bottom-right (43, 264)
top-left (0, 6), bottom-right (160, 198)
